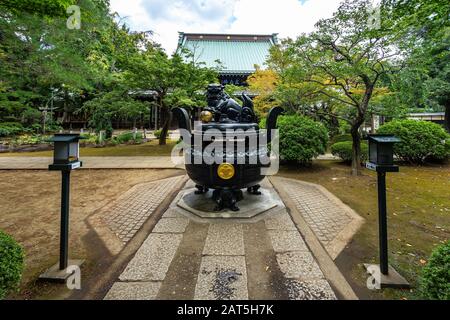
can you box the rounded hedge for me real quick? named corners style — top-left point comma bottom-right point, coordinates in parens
top-left (420, 241), bottom-right (450, 300)
top-left (0, 230), bottom-right (24, 299)
top-left (276, 115), bottom-right (328, 164)
top-left (330, 141), bottom-right (368, 163)
top-left (377, 120), bottom-right (450, 164)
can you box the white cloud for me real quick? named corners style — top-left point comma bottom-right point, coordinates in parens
top-left (110, 0), bottom-right (342, 54)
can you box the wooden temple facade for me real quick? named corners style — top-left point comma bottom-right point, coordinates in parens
top-left (177, 33), bottom-right (278, 86)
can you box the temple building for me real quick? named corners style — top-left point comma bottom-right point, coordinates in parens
top-left (177, 32), bottom-right (278, 86)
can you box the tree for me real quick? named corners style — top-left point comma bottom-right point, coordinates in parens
top-left (0, 0), bottom-right (115, 130)
top-left (386, 0), bottom-right (450, 132)
top-left (0, 0), bottom-right (74, 16)
top-left (269, 0), bottom-right (403, 175)
top-left (247, 68), bottom-right (279, 117)
top-left (124, 47), bottom-right (217, 145)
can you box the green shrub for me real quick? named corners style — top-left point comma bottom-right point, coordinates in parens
top-left (114, 131), bottom-right (143, 144)
top-left (420, 241), bottom-right (450, 300)
top-left (331, 141), bottom-right (368, 163)
top-left (11, 134), bottom-right (50, 146)
top-left (28, 123), bottom-right (43, 134)
top-left (330, 134), bottom-right (352, 144)
top-left (377, 120), bottom-right (450, 164)
top-left (0, 122), bottom-right (24, 137)
top-left (45, 122), bottom-right (63, 133)
top-left (0, 230), bottom-right (24, 299)
top-left (277, 115), bottom-right (328, 164)
top-left (80, 133), bottom-right (98, 145)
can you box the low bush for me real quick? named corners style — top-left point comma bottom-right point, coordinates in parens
top-left (0, 122), bottom-right (24, 137)
top-left (45, 122), bottom-right (63, 133)
top-left (330, 141), bottom-right (368, 163)
top-left (277, 115), bottom-right (328, 165)
top-left (377, 120), bottom-right (450, 164)
top-left (80, 133), bottom-right (98, 145)
top-left (420, 241), bottom-right (450, 300)
top-left (0, 230), bottom-right (24, 299)
top-left (114, 131), bottom-right (143, 144)
top-left (11, 134), bottom-right (50, 146)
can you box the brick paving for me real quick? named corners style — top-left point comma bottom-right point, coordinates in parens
top-left (102, 175), bottom-right (185, 243)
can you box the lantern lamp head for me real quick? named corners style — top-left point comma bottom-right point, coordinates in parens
top-left (367, 134), bottom-right (401, 166)
top-left (48, 134), bottom-right (84, 170)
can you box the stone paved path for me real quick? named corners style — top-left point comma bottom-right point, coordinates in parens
top-left (0, 156), bottom-right (184, 169)
top-left (271, 177), bottom-right (364, 260)
top-left (104, 178), bottom-right (351, 300)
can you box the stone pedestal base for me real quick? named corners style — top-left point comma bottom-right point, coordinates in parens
top-left (364, 263), bottom-right (410, 289)
top-left (39, 259), bottom-right (84, 283)
top-left (176, 187), bottom-right (285, 222)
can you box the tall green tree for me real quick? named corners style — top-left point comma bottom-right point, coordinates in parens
top-left (387, 0), bottom-right (450, 132)
top-left (269, 0), bottom-right (403, 175)
top-left (0, 0), bottom-right (114, 129)
top-left (124, 47), bottom-right (217, 145)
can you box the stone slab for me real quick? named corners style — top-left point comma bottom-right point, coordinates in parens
top-left (364, 264), bottom-right (410, 289)
top-left (163, 208), bottom-right (185, 218)
top-left (203, 224), bottom-right (244, 256)
top-left (286, 279), bottom-right (336, 300)
top-left (264, 211), bottom-right (297, 231)
top-left (276, 251), bottom-right (324, 279)
top-left (104, 282), bottom-right (161, 300)
top-left (152, 218), bottom-right (189, 233)
top-left (39, 260), bottom-right (84, 282)
top-left (177, 187), bottom-right (284, 220)
top-left (194, 256), bottom-right (248, 300)
top-left (268, 230), bottom-right (309, 252)
top-left (119, 233), bottom-right (183, 281)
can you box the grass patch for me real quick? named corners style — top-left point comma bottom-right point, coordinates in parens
top-left (0, 140), bottom-right (177, 157)
top-left (278, 161), bottom-right (450, 300)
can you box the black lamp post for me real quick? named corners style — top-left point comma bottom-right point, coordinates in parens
top-left (40, 134), bottom-right (84, 281)
top-left (365, 134), bottom-right (409, 288)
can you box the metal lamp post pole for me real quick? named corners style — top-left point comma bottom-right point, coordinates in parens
top-left (377, 171), bottom-right (389, 275)
top-left (59, 169), bottom-right (71, 270)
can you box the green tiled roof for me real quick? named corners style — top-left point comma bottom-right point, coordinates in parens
top-left (178, 34), bottom-right (276, 75)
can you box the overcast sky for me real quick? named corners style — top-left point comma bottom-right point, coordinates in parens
top-left (109, 0), bottom-right (343, 54)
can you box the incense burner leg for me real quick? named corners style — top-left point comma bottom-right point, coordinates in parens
top-left (212, 189), bottom-right (243, 212)
top-left (195, 184), bottom-right (209, 194)
top-left (247, 184), bottom-right (261, 195)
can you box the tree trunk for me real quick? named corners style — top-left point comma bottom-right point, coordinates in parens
top-left (350, 84), bottom-right (374, 176)
top-left (62, 89), bottom-right (69, 124)
top-left (159, 105), bottom-right (170, 145)
top-left (350, 121), bottom-right (363, 176)
top-left (445, 102), bottom-right (450, 133)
